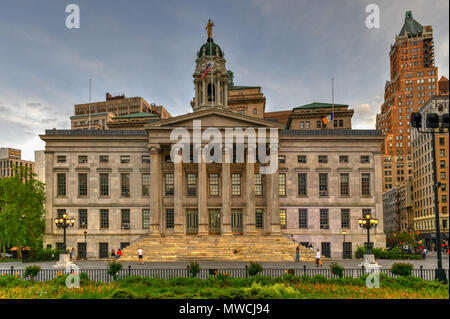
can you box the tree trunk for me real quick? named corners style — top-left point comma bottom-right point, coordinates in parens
top-left (18, 245), bottom-right (22, 260)
top-left (1, 241), bottom-right (4, 261)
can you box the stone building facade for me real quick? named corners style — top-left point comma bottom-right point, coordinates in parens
top-left (0, 148), bottom-right (34, 178)
top-left (37, 22), bottom-right (386, 259)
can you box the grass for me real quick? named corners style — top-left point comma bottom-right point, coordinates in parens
top-left (0, 259), bottom-right (20, 263)
top-left (0, 273), bottom-right (448, 299)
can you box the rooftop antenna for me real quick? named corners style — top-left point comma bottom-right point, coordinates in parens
top-left (89, 78), bottom-right (92, 130)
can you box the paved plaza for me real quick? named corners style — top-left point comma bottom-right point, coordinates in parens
top-left (1, 254), bottom-right (448, 270)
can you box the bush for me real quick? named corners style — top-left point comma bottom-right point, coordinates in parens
top-left (24, 265), bottom-right (41, 280)
top-left (108, 261), bottom-right (123, 279)
top-left (189, 261), bottom-right (201, 277)
top-left (29, 248), bottom-right (61, 261)
top-left (391, 263), bottom-right (414, 277)
top-left (330, 262), bottom-right (344, 278)
top-left (247, 262), bottom-right (263, 277)
top-left (0, 275), bottom-right (30, 287)
top-left (355, 246), bottom-right (421, 260)
top-left (50, 272), bottom-right (90, 286)
top-left (109, 288), bottom-right (137, 299)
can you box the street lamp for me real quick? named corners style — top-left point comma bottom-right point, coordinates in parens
top-left (84, 231), bottom-right (87, 260)
top-left (54, 213), bottom-right (75, 253)
top-left (411, 111), bottom-right (449, 283)
top-left (358, 213), bottom-right (379, 255)
top-left (342, 231), bottom-right (347, 259)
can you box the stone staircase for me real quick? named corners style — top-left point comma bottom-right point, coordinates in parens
top-left (119, 234), bottom-right (316, 262)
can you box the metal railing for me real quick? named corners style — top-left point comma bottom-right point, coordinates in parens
top-left (1, 266), bottom-right (447, 284)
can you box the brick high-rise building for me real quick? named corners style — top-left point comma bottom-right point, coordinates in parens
top-left (376, 11), bottom-right (439, 192)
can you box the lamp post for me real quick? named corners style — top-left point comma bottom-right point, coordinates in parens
top-left (358, 213), bottom-right (379, 255)
top-left (84, 231), bottom-right (87, 260)
top-left (411, 111), bottom-right (449, 283)
top-left (54, 213), bottom-right (75, 253)
top-left (342, 231), bottom-right (347, 259)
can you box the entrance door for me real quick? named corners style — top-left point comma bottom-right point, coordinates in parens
top-left (99, 242), bottom-right (108, 258)
top-left (343, 242), bottom-right (352, 259)
top-left (208, 209), bottom-right (221, 234)
top-left (77, 242), bottom-right (86, 260)
top-left (231, 209), bottom-right (243, 234)
top-left (186, 209), bottom-right (198, 234)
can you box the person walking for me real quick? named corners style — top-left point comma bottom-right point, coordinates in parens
top-left (315, 249), bottom-right (322, 267)
top-left (70, 248), bottom-right (76, 263)
top-left (137, 247), bottom-right (144, 265)
top-left (295, 245), bottom-right (300, 262)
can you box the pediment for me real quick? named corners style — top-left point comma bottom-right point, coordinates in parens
top-left (145, 108), bottom-right (283, 130)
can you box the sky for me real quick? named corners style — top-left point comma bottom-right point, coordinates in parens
top-left (0, 0), bottom-right (448, 161)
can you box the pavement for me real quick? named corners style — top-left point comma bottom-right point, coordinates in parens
top-left (1, 254), bottom-right (448, 270)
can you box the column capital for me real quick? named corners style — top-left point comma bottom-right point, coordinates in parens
top-left (148, 144), bottom-right (161, 153)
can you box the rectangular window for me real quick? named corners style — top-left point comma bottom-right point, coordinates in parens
top-left (278, 155), bottom-right (286, 163)
top-left (279, 173), bottom-right (286, 196)
top-left (340, 173), bottom-right (350, 196)
top-left (165, 173), bottom-right (174, 196)
top-left (121, 173), bottom-right (130, 197)
top-left (254, 174), bottom-right (263, 196)
top-left (78, 173), bottom-right (88, 196)
top-left (142, 209), bottom-right (150, 229)
top-left (57, 173), bottom-right (66, 196)
top-left (209, 173), bottom-right (219, 196)
top-left (321, 242), bottom-right (331, 258)
top-left (362, 209), bottom-right (372, 218)
top-left (100, 209), bottom-right (109, 229)
top-left (99, 173), bottom-right (109, 196)
top-left (79, 209), bottom-right (87, 229)
top-left (78, 155), bottom-right (88, 164)
top-left (232, 173), bottom-right (241, 196)
top-left (99, 243), bottom-right (109, 259)
top-left (320, 209), bottom-right (329, 229)
top-left (297, 155), bottom-right (307, 163)
top-left (361, 173), bottom-right (371, 196)
top-left (120, 155), bottom-right (130, 163)
top-left (360, 156), bottom-right (370, 163)
top-left (339, 120), bottom-right (343, 127)
top-left (255, 209), bottom-right (264, 229)
top-left (99, 155), bottom-right (109, 163)
top-left (319, 173), bottom-right (328, 196)
top-left (280, 209), bottom-right (287, 229)
top-left (298, 173), bottom-right (307, 196)
top-left (187, 173), bottom-right (197, 196)
top-left (341, 209), bottom-right (350, 229)
top-left (142, 173), bottom-right (150, 196)
top-left (57, 156), bottom-right (66, 163)
top-left (121, 209), bottom-right (130, 229)
top-left (339, 155), bottom-right (349, 163)
top-left (298, 209), bottom-right (308, 229)
top-left (57, 209), bottom-right (66, 219)
top-left (316, 121), bottom-right (321, 128)
top-left (319, 155), bottom-right (328, 163)
top-left (166, 209), bottom-right (174, 228)
top-left (142, 155), bottom-right (150, 164)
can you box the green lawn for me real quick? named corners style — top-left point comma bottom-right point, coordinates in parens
top-left (0, 273), bottom-right (448, 299)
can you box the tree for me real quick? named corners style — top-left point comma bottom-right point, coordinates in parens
top-left (0, 165), bottom-right (45, 260)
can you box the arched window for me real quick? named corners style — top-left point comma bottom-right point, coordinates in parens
top-left (207, 83), bottom-right (216, 102)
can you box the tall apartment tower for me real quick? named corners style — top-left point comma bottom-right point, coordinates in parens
top-left (376, 11), bottom-right (439, 192)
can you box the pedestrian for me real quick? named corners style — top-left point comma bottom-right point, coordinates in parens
top-left (111, 249), bottom-right (116, 259)
top-left (116, 249), bottom-right (122, 259)
top-left (309, 243), bottom-right (314, 251)
top-left (295, 245), bottom-right (300, 262)
top-left (315, 249), bottom-right (322, 267)
top-left (137, 247), bottom-right (144, 265)
top-left (70, 248), bottom-right (76, 263)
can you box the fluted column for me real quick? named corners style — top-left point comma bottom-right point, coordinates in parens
top-left (149, 144), bottom-right (161, 235)
top-left (174, 148), bottom-right (184, 235)
top-left (245, 146), bottom-right (256, 235)
top-left (222, 147), bottom-right (232, 235)
top-left (266, 145), bottom-right (280, 235)
top-left (198, 150), bottom-right (208, 235)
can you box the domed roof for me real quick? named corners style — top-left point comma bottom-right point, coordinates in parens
top-left (198, 38), bottom-right (223, 57)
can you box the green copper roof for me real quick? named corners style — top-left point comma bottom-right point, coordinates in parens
top-left (399, 11), bottom-right (423, 36)
top-left (293, 102), bottom-right (347, 110)
top-left (70, 112), bottom-right (110, 119)
top-left (198, 38), bottom-right (223, 57)
top-left (229, 85), bottom-right (260, 90)
top-left (113, 112), bottom-right (158, 119)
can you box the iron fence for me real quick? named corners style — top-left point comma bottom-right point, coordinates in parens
top-left (1, 266), bottom-right (447, 284)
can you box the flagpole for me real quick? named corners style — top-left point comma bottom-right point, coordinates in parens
top-left (332, 77), bottom-right (334, 130)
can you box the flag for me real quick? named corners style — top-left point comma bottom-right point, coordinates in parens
top-left (201, 63), bottom-right (212, 80)
top-left (322, 113), bottom-right (333, 125)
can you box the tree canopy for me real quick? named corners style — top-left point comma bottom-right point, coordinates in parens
top-left (0, 166), bottom-right (45, 259)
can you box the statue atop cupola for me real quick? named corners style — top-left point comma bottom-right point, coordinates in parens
top-left (192, 20), bottom-right (229, 112)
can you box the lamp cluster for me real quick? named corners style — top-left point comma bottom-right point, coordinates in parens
top-left (358, 214), bottom-right (379, 229)
top-left (54, 213), bottom-right (75, 228)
